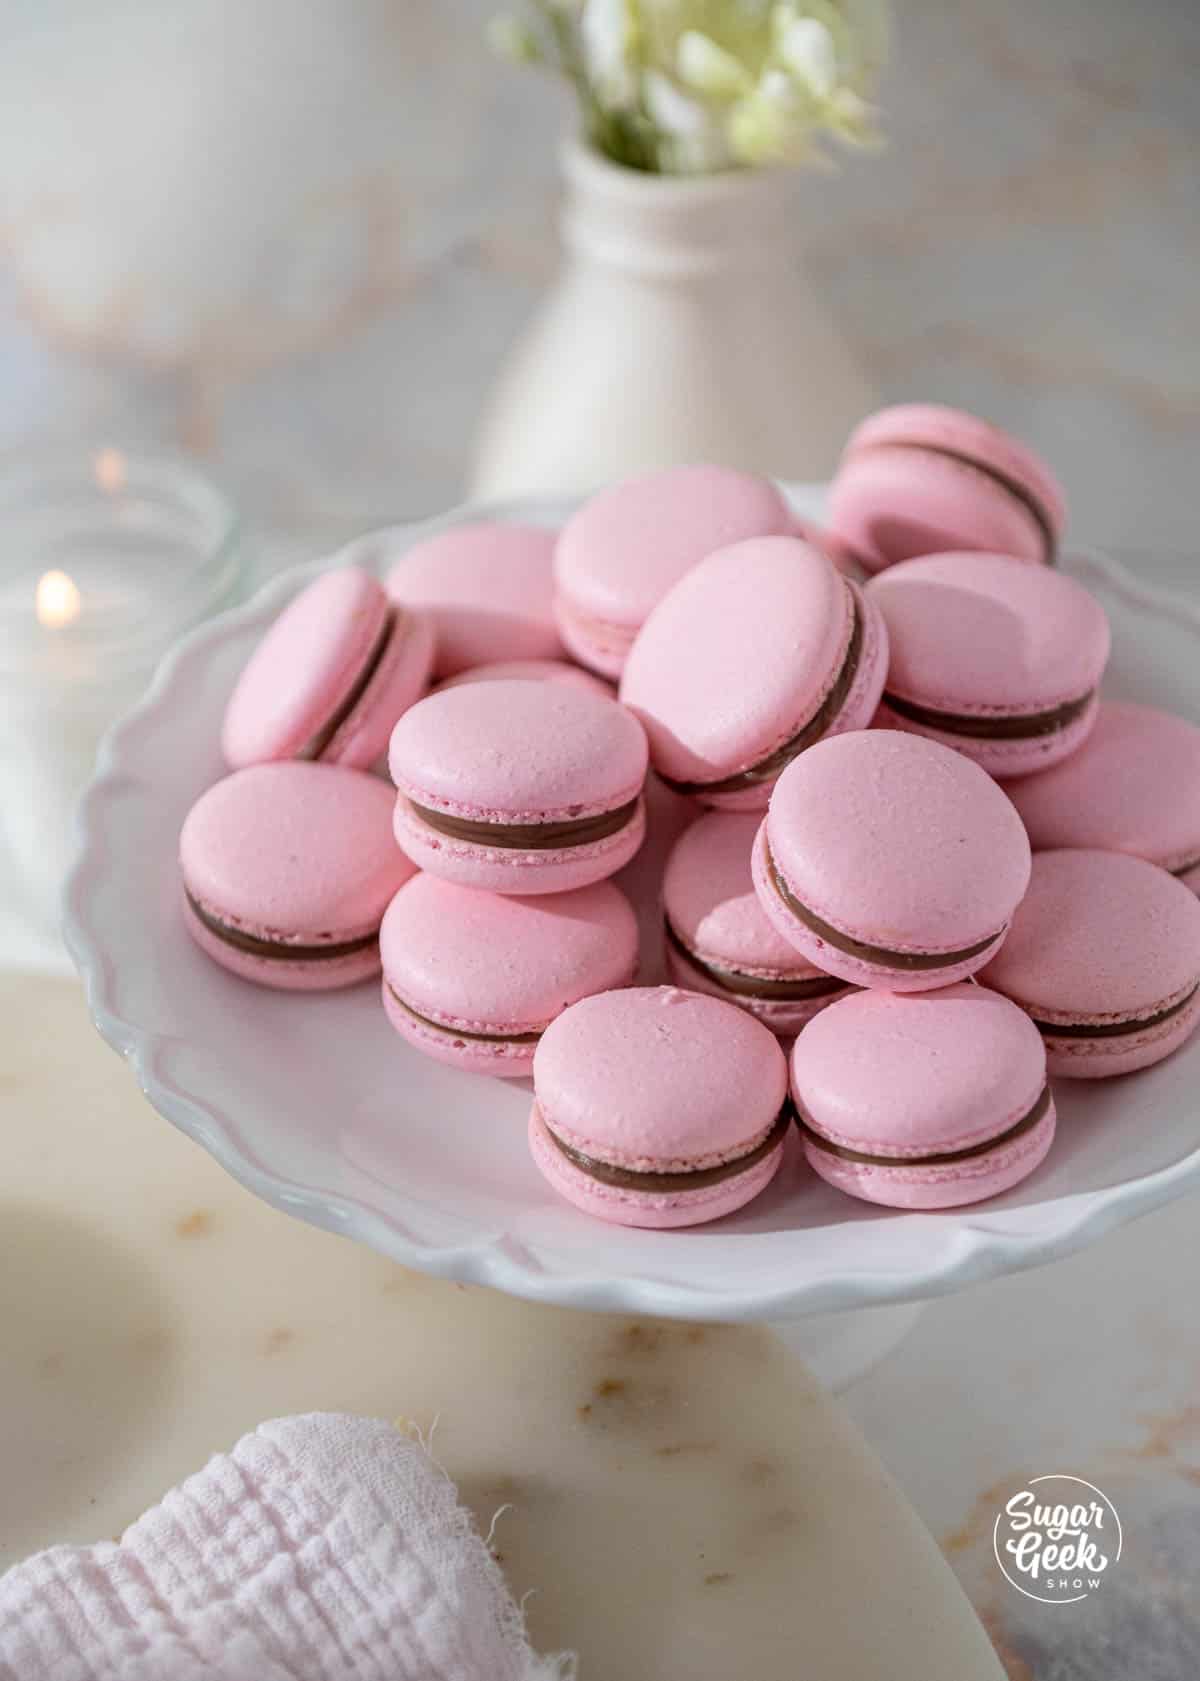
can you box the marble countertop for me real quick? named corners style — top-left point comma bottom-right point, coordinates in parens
top-left (2, 972), bottom-right (1005, 1680)
top-left (1, 1), bottom-right (1198, 1672)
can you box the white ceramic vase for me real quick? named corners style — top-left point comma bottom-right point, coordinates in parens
top-left (469, 140), bottom-right (876, 499)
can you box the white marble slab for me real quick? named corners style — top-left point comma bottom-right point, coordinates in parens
top-left (0, 973), bottom-right (1003, 1680)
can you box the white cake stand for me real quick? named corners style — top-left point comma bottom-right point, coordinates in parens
top-left (63, 490), bottom-right (1200, 1388)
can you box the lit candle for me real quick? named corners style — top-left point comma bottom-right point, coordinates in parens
top-left (36, 569), bottom-right (83, 630)
top-left (0, 448), bottom-right (243, 949)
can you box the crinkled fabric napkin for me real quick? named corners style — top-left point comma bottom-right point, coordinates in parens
top-left (0, 1413), bottom-right (573, 1681)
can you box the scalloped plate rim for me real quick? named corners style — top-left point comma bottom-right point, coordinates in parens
top-left (61, 491), bottom-right (1200, 1323)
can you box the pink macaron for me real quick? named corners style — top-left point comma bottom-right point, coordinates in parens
top-left (180, 762), bottom-right (413, 990)
top-left (380, 874), bottom-right (638, 1077)
top-left (529, 986), bottom-right (789, 1228)
top-left (753, 730), bottom-right (1032, 992)
top-left (389, 679), bottom-right (648, 895)
top-left (222, 567), bottom-right (435, 770)
top-left (619, 536), bottom-right (888, 811)
top-left (868, 552), bottom-right (1110, 777)
top-left (1006, 701), bottom-right (1200, 892)
top-left (790, 984), bottom-right (1055, 1209)
top-left (979, 848), bottom-right (1200, 1079)
top-left (663, 811), bottom-right (854, 1035)
top-left (827, 404), bottom-right (1066, 573)
top-left (437, 657), bottom-right (613, 699)
top-left (554, 465), bottom-right (791, 679)
top-left (384, 522), bottom-right (561, 678)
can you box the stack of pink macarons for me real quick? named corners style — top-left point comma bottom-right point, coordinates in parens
top-left (179, 410), bottom-right (1200, 1232)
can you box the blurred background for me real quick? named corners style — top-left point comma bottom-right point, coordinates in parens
top-left (2, 0), bottom-right (1197, 570)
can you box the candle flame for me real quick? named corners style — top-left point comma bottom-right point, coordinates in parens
top-left (93, 447), bottom-right (127, 494)
top-left (36, 569), bottom-right (82, 629)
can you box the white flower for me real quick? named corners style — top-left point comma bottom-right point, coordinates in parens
top-left (643, 68), bottom-right (734, 171)
top-left (728, 68), bottom-right (811, 164)
top-left (759, 66), bottom-right (801, 105)
top-left (676, 30), bottom-right (752, 99)
top-left (581, 0), bottom-right (639, 107)
top-left (492, 0), bottom-right (888, 174)
top-left (776, 16), bottom-right (838, 99)
top-left (643, 69), bottom-right (705, 134)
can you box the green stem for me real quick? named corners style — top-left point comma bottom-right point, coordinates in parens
top-left (534, 0), bottom-right (660, 172)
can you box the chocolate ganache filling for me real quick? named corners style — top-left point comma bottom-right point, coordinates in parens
top-left (796, 1083), bottom-right (1051, 1168)
top-left (880, 440), bottom-right (1057, 564)
top-left (664, 919), bottom-right (846, 1002)
top-left (186, 890), bottom-right (378, 962)
top-left (546, 1102), bottom-right (793, 1192)
top-left (883, 688), bottom-right (1095, 742)
top-left (387, 985), bottom-right (543, 1045)
top-left (408, 797), bottom-right (640, 851)
top-left (298, 608), bottom-right (401, 761)
top-left (764, 843), bottom-right (1004, 973)
top-left (1029, 984), bottom-right (1200, 1041)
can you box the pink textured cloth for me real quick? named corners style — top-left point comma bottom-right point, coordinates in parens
top-left (0, 1414), bottom-right (572, 1681)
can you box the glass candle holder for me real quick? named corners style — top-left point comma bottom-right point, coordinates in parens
top-left (0, 447), bottom-right (244, 941)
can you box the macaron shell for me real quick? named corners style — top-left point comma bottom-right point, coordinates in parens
top-left (619, 537), bottom-right (876, 804)
top-left (393, 793), bottom-right (646, 895)
top-left (873, 691), bottom-right (1100, 779)
top-left (533, 986), bottom-right (787, 1170)
top-left (847, 405), bottom-right (1062, 524)
top-left (381, 978), bottom-right (536, 1077)
top-left (554, 465), bottom-right (791, 663)
top-left (665, 811), bottom-right (833, 973)
top-left (830, 404), bottom-right (1066, 574)
top-left (222, 568), bottom-right (413, 769)
top-left (869, 552), bottom-right (1109, 775)
top-left (320, 606), bottom-right (435, 768)
top-left (873, 553), bottom-right (1108, 706)
top-left (181, 762), bottom-right (412, 941)
top-left (663, 810), bottom-right (850, 1032)
top-left (379, 874), bottom-right (638, 1033)
top-left (389, 680), bottom-right (648, 822)
top-left (438, 658), bottom-right (613, 699)
top-left (816, 581), bottom-right (889, 750)
top-left (791, 983), bottom-right (1053, 1209)
top-left (791, 984), bottom-right (1048, 1154)
top-left (758, 731), bottom-right (1031, 992)
top-left (528, 1104), bottom-right (785, 1228)
top-left (698, 579), bottom-right (885, 813)
top-left (693, 583), bottom-right (885, 818)
top-left (1039, 987), bottom-right (1200, 1080)
top-left (844, 406), bottom-right (1066, 534)
top-left (662, 941), bottom-right (848, 1037)
top-left (753, 835), bottom-right (1010, 991)
top-left (183, 894), bottom-right (383, 992)
top-left (1004, 701), bottom-right (1200, 881)
top-left (979, 848), bottom-right (1200, 1076)
top-left (384, 522), bottom-right (561, 677)
top-left (553, 597), bottom-right (637, 681)
top-left (827, 447), bottom-right (1048, 574)
top-left (799, 1102), bottom-right (1055, 1209)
